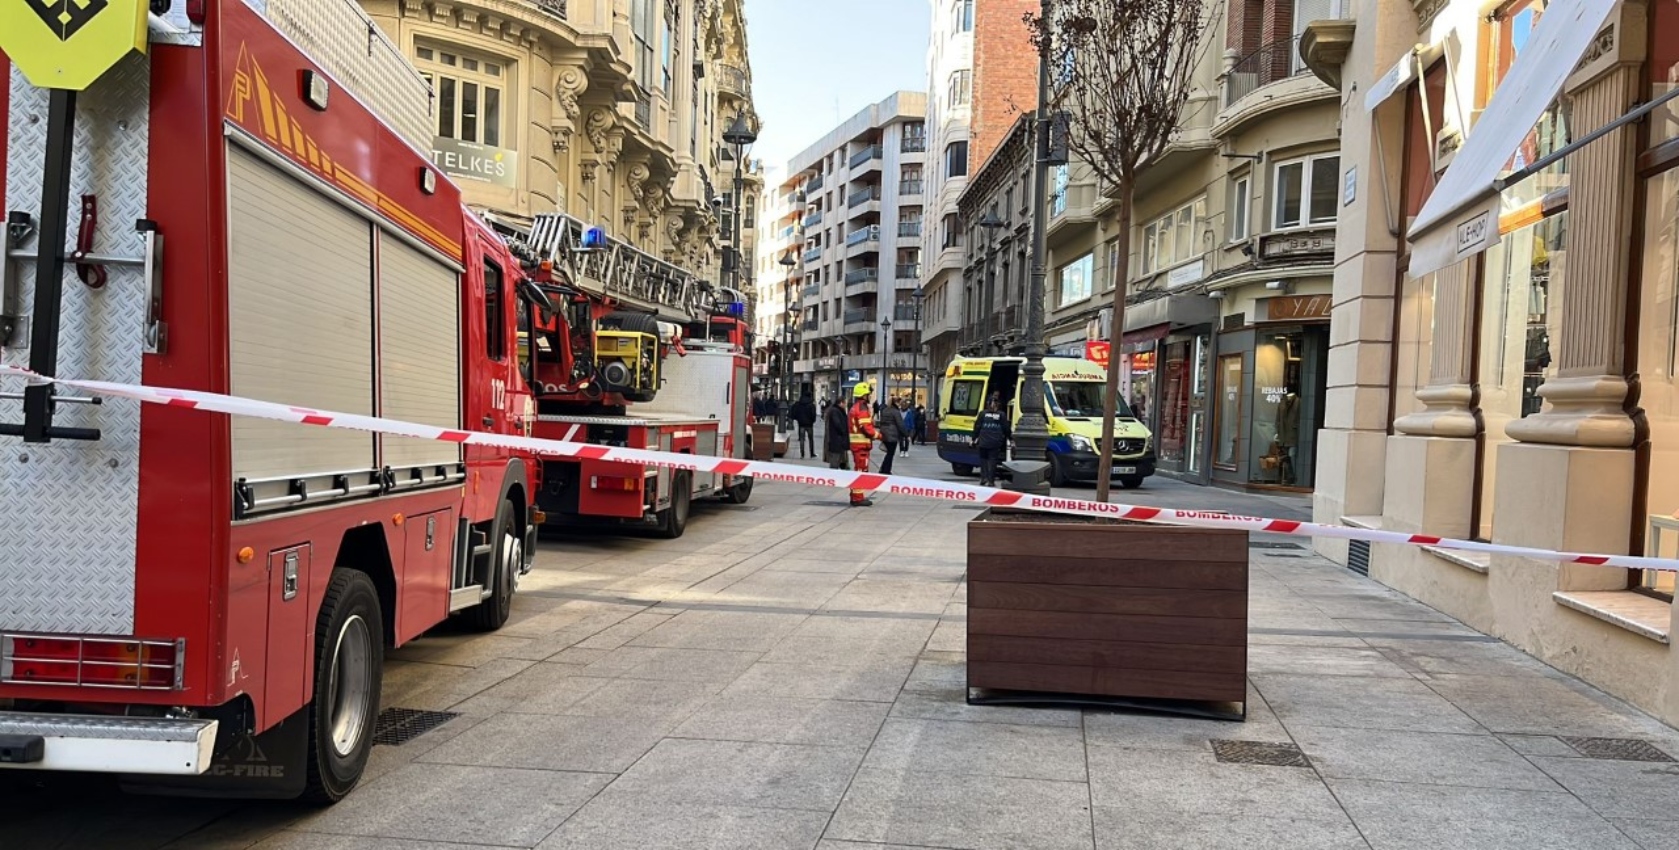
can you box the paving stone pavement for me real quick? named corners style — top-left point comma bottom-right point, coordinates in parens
top-left (4, 447), bottom-right (1679, 850)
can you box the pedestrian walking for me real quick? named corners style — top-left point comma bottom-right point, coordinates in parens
top-left (824, 393), bottom-right (850, 472)
top-left (876, 397), bottom-right (907, 476)
top-left (848, 383), bottom-right (879, 506)
top-left (791, 390), bottom-right (817, 459)
top-left (914, 405), bottom-right (929, 445)
top-left (975, 393), bottom-right (1011, 488)
top-left (900, 403), bottom-right (917, 456)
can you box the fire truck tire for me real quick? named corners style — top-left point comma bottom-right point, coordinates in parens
top-left (723, 476), bottom-right (753, 504)
top-left (467, 499), bottom-right (519, 632)
top-left (302, 569), bottom-right (383, 804)
top-left (656, 473), bottom-right (692, 539)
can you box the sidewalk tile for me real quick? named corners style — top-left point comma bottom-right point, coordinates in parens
top-left (416, 713), bottom-right (666, 773)
top-left (551, 676), bottom-right (722, 721)
top-left (1607, 818), bottom-right (1679, 850)
top-left (286, 763), bottom-right (608, 846)
top-left (250, 836), bottom-right (496, 850)
top-left (723, 660), bottom-right (914, 702)
top-left (1529, 755), bottom-right (1679, 820)
top-left (1083, 701), bottom-right (1289, 752)
top-left (1092, 809), bottom-right (1369, 850)
top-left (1253, 673), bottom-right (1483, 733)
top-left (1086, 745), bottom-right (1344, 820)
top-left (627, 609), bottom-right (809, 652)
top-left (579, 646), bottom-right (762, 682)
top-left (888, 687), bottom-right (1083, 727)
top-left (1247, 644), bottom-right (1414, 678)
top-left (862, 718), bottom-right (1088, 781)
top-left (603, 738), bottom-right (864, 811)
top-left (1292, 726), bottom-right (1562, 791)
top-left (537, 799), bottom-right (829, 850)
top-left (903, 656), bottom-right (966, 693)
top-left (826, 768), bottom-right (1094, 850)
top-left (448, 665), bottom-right (610, 716)
top-left (1371, 640), bottom-right (1556, 678)
top-left (1421, 674), bottom-right (1669, 738)
top-left (672, 694), bottom-right (889, 747)
top-left (1326, 778), bottom-right (1640, 850)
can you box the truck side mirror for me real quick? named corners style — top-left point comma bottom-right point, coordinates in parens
top-left (517, 280), bottom-right (555, 319)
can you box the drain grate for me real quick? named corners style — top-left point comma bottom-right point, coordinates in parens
top-left (1347, 539), bottom-right (1371, 576)
top-left (1210, 739), bottom-right (1312, 768)
top-left (1250, 541), bottom-right (1307, 551)
top-left (372, 707), bottom-right (460, 746)
top-left (1560, 737), bottom-right (1676, 762)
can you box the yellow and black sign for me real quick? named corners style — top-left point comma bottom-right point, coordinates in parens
top-left (0, 0), bottom-right (149, 91)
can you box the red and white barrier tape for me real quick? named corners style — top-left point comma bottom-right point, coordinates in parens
top-left (5, 363), bottom-right (1675, 573)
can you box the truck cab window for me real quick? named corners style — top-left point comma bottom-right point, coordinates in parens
top-left (484, 258), bottom-right (505, 361)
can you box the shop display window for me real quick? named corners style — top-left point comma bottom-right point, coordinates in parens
top-left (1638, 167), bottom-right (1679, 596)
top-left (1246, 327), bottom-right (1326, 488)
top-left (1215, 355), bottom-right (1243, 469)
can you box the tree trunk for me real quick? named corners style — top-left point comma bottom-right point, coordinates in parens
top-left (1095, 181), bottom-right (1134, 502)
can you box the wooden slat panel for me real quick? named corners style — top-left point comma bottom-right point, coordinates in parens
top-left (968, 522), bottom-right (1247, 562)
top-left (968, 555), bottom-right (1248, 589)
top-left (968, 582), bottom-right (1247, 618)
top-left (967, 634), bottom-right (1246, 674)
top-left (968, 608), bottom-right (1246, 646)
top-left (969, 661), bottom-right (1247, 703)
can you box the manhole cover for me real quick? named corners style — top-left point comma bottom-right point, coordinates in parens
top-left (1210, 739), bottom-right (1312, 768)
top-left (1250, 541), bottom-right (1307, 550)
top-left (373, 708), bottom-right (459, 746)
top-left (1560, 737), bottom-right (1676, 762)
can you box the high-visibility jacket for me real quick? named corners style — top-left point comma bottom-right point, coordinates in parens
top-left (849, 400), bottom-right (877, 446)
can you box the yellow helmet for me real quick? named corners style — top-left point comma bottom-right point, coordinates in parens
top-left (853, 382), bottom-right (872, 398)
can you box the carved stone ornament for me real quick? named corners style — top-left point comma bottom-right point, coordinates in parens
top-left (626, 162), bottom-right (651, 202)
top-left (585, 108), bottom-right (614, 152)
top-left (579, 159), bottom-right (600, 183)
top-left (552, 65), bottom-right (589, 153)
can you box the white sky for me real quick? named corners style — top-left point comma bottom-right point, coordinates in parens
top-left (745, 0), bottom-right (933, 170)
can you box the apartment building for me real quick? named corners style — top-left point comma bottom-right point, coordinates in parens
top-left (753, 167), bottom-right (802, 399)
top-left (360, 0), bottom-right (761, 281)
top-left (921, 0), bottom-right (1039, 404)
top-left (1310, 0), bottom-right (1679, 726)
top-left (1027, 0), bottom-right (1345, 491)
top-left (780, 93), bottom-right (929, 404)
top-left (920, 0), bottom-right (976, 406)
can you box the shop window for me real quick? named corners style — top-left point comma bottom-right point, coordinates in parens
top-left (1637, 167), bottom-right (1679, 595)
top-left (1273, 154), bottom-right (1339, 230)
top-left (1230, 176), bottom-right (1250, 242)
top-left (1247, 327), bottom-right (1326, 488)
top-left (1477, 210), bottom-right (1566, 540)
top-left (1057, 252), bottom-right (1093, 307)
top-left (1159, 342), bottom-right (1191, 466)
top-left (1215, 354), bottom-right (1243, 469)
top-left (418, 45), bottom-right (507, 147)
top-left (1141, 197), bottom-right (1207, 274)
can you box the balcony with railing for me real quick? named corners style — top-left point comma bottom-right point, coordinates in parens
top-left (842, 307), bottom-right (874, 332)
top-left (532, 0), bottom-right (566, 19)
top-left (895, 263), bottom-right (921, 280)
top-left (894, 304), bottom-right (920, 323)
top-left (847, 186), bottom-right (882, 208)
top-left (717, 61), bottom-right (750, 100)
top-left (633, 92), bottom-right (652, 128)
top-left (897, 221), bottom-right (922, 239)
top-left (849, 144), bottom-right (883, 170)
top-left (845, 267), bottom-right (879, 287)
top-left (846, 225), bottom-right (880, 247)
top-left (902, 136), bottom-right (927, 153)
top-left (804, 210), bottom-right (823, 228)
top-left (802, 246), bottom-right (823, 264)
top-left (802, 318), bottom-right (819, 332)
top-left (801, 283), bottom-right (821, 299)
top-left (900, 180), bottom-right (924, 196)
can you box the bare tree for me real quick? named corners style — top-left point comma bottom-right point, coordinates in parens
top-left (1027, 0), bottom-right (1210, 502)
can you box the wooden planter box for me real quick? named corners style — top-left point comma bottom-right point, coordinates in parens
top-left (967, 510), bottom-right (1248, 710)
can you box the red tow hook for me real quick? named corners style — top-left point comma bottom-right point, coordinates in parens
top-left (72, 194), bottom-right (107, 289)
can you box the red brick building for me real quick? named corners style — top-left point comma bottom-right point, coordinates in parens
top-left (969, 0), bottom-right (1039, 169)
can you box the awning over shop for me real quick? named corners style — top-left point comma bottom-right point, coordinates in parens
top-left (1364, 49), bottom-right (1417, 112)
top-left (1406, 0), bottom-right (1617, 277)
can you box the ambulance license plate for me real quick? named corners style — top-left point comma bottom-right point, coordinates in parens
top-left (1114, 466), bottom-right (1137, 475)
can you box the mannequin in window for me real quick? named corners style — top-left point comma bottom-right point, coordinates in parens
top-left (1276, 381), bottom-right (1301, 486)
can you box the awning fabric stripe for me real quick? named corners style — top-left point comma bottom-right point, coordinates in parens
top-left (1404, 0), bottom-right (1618, 278)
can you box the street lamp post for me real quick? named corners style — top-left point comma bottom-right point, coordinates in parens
top-left (1006, 0), bottom-right (1056, 494)
top-left (723, 110), bottom-right (757, 327)
top-left (911, 286), bottom-right (924, 414)
top-left (779, 250), bottom-right (798, 430)
top-left (878, 316), bottom-right (892, 402)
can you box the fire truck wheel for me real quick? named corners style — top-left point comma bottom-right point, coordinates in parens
top-left (467, 499), bottom-right (518, 632)
top-left (723, 476), bottom-right (753, 504)
top-left (656, 473), bottom-right (691, 539)
top-left (302, 569), bottom-right (383, 804)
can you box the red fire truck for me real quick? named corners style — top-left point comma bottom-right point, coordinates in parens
top-left (0, 0), bottom-right (583, 802)
top-left (509, 214), bottom-right (756, 538)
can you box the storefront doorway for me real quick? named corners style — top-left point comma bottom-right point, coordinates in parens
top-left (1156, 335), bottom-right (1210, 482)
top-left (1210, 323), bottom-right (1330, 491)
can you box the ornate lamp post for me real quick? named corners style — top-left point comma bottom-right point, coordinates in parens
top-left (878, 316), bottom-right (892, 402)
top-left (1007, 0), bottom-right (1056, 494)
top-left (911, 286), bottom-right (925, 412)
top-left (779, 250), bottom-right (798, 429)
top-left (722, 111), bottom-right (757, 308)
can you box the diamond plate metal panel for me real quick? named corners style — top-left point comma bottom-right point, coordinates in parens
top-left (1, 57), bottom-right (150, 635)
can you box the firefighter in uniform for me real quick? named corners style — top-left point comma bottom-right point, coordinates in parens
top-left (848, 383), bottom-right (879, 507)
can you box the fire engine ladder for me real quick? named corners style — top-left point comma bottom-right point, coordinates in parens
top-left (524, 213), bottom-right (726, 324)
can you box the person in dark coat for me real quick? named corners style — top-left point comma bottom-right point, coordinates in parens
top-left (974, 393), bottom-right (1012, 487)
top-left (900, 403), bottom-right (917, 456)
top-left (791, 391), bottom-right (818, 459)
top-left (875, 398), bottom-right (907, 476)
top-left (824, 396), bottom-right (851, 471)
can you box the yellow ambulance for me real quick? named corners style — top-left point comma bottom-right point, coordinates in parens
top-left (936, 356), bottom-right (1155, 488)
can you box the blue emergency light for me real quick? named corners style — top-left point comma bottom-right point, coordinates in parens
top-left (724, 301), bottom-right (746, 318)
top-left (581, 227), bottom-right (608, 250)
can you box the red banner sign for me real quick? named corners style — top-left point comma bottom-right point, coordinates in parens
top-left (1085, 340), bottom-right (1111, 368)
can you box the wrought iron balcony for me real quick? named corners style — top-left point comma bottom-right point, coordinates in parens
top-left (717, 62), bottom-right (749, 99)
top-left (532, 0), bottom-right (566, 19)
top-left (1225, 36), bottom-right (1312, 107)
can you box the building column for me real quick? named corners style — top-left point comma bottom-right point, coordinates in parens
top-left (1493, 2), bottom-right (1643, 614)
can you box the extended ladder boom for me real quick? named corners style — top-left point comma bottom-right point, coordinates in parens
top-left (526, 212), bottom-right (727, 324)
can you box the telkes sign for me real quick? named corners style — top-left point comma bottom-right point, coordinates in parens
top-left (432, 136), bottom-right (518, 188)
